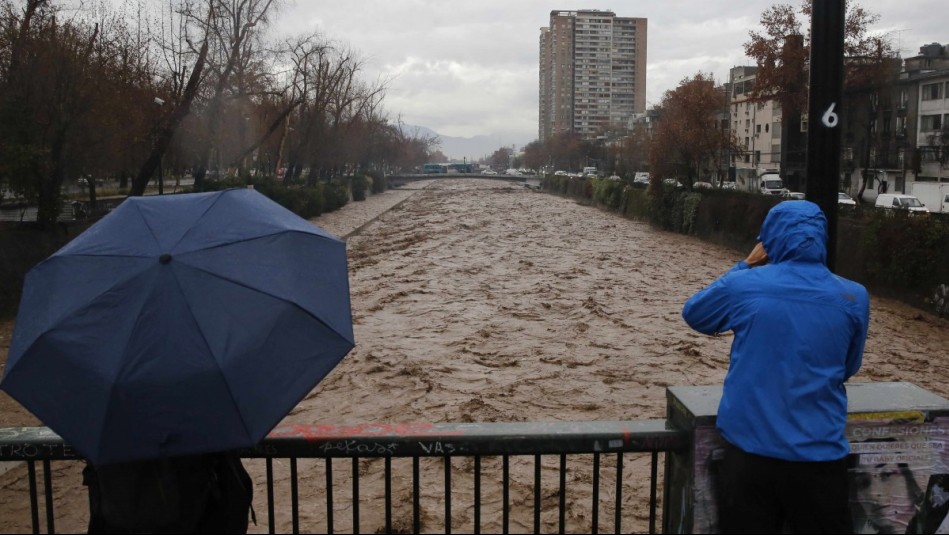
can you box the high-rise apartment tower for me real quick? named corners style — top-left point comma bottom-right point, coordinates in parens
top-left (539, 10), bottom-right (647, 141)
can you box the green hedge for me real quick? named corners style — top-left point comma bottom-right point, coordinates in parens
top-left (0, 173), bottom-right (399, 319)
top-left (368, 171), bottom-right (388, 194)
top-left (863, 211), bottom-right (949, 293)
top-left (350, 175), bottom-right (369, 201)
top-left (542, 174), bottom-right (949, 317)
top-left (192, 176), bottom-right (354, 219)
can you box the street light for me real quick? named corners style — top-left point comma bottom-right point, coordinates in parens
top-left (153, 98), bottom-right (166, 195)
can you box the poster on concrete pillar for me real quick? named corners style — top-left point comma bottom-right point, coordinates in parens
top-left (685, 412), bottom-right (949, 534)
top-left (689, 425), bottom-right (727, 534)
top-left (848, 412), bottom-right (949, 534)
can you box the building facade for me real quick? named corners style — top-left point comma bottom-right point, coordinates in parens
top-left (727, 66), bottom-right (787, 192)
top-left (539, 10), bottom-right (647, 141)
top-left (915, 71), bottom-right (949, 185)
top-left (842, 43), bottom-right (949, 201)
top-left (721, 43), bottom-right (948, 201)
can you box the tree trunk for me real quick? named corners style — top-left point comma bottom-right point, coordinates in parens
top-left (130, 39), bottom-right (209, 196)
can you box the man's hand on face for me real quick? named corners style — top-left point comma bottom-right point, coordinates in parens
top-left (745, 242), bottom-right (769, 267)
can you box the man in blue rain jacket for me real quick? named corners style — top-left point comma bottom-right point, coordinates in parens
top-left (682, 200), bottom-right (870, 534)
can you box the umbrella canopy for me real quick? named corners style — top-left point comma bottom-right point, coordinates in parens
top-left (1, 188), bottom-right (354, 465)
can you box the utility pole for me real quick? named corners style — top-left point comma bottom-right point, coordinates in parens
top-left (805, 0), bottom-right (845, 271)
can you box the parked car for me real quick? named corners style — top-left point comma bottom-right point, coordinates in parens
top-left (783, 191), bottom-right (806, 200)
top-left (874, 193), bottom-right (929, 213)
top-left (837, 192), bottom-right (857, 206)
top-left (483, 169), bottom-right (497, 175)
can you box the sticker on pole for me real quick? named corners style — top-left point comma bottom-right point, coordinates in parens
top-left (822, 103), bottom-right (839, 128)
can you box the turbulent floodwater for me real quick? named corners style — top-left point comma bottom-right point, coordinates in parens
top-left (2, 178), bottom-right (948, 533)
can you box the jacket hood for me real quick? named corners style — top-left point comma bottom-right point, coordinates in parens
top-left (758, 200), bottom-right (827, 264)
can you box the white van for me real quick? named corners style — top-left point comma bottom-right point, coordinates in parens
top-left (874, 193), bottom-right (929, 213)
top-left (758, 173), bottom-right (788, 196)
top-left (910, 183), bottom-right (949, 213)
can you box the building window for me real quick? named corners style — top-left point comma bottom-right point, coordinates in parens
top-left (921, 114), bottom-right (943, 131)
top-left (920, 147), bottom-right (941, 162)
top-left (922, 83), bottom-right (943, 101)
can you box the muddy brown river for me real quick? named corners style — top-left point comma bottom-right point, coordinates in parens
top-left (2, 178), bottom-right (948, 533)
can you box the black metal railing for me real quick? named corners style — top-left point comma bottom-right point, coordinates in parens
top-left (1, 420), bottom-right (689, 534)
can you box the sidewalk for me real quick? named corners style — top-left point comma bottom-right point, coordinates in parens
top-left (308, 181), bottom-right (435, 239)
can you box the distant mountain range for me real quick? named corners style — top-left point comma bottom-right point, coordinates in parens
top-left (401, 125), bottom-right (532, 162)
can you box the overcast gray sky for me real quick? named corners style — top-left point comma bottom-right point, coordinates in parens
top-left (272, 1), bottom-right (944, 146)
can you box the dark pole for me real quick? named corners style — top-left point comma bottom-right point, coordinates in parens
top-left (805, 0), bottom-right (845, 271)
top-left (153, 98), bottom-right (166, 195)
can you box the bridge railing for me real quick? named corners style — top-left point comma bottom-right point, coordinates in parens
top-left (1, 420), bottom-right (688, 534)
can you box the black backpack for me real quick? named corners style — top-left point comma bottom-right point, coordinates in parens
top-left (83, 451), bottom-right (254, 534)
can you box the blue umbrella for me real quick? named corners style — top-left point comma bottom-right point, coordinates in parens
top-left (1, 188), bottom-right (354, 465)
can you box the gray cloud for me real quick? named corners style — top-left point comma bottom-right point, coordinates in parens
top-left (274, 0), bottom-right (945, 147)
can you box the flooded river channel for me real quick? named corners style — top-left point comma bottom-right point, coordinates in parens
top-left (2, 178), bottom-right (948, 533)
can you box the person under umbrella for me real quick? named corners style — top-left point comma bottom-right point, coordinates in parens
top-left (1, 188), bottom-right (356, 532)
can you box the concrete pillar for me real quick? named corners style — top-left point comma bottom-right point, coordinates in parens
top-left (663, 382), bottom-right (949, 533)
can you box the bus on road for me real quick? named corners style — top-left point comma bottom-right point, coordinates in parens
top-left (422, 163), bottom-right (449, 174)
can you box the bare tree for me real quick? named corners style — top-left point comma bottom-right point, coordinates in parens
top-left (186, 0), bottom-right (276, 186)
top-left (129, 1), bottom-right (212, 197)
top-left (269, 31), bottom-right (330, 181)
top-left (744, 1), bottom-right (899, 197)
top-left (649, 73), bottom-right (736, 191)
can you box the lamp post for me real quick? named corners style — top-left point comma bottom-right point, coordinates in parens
top-left (154, 97), bottom-right (166, 195)
top-left (805, 0), bottom-right (845, 271)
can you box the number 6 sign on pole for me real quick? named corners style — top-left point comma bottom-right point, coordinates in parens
top-left (822, 103), bottom-right (839, 129)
